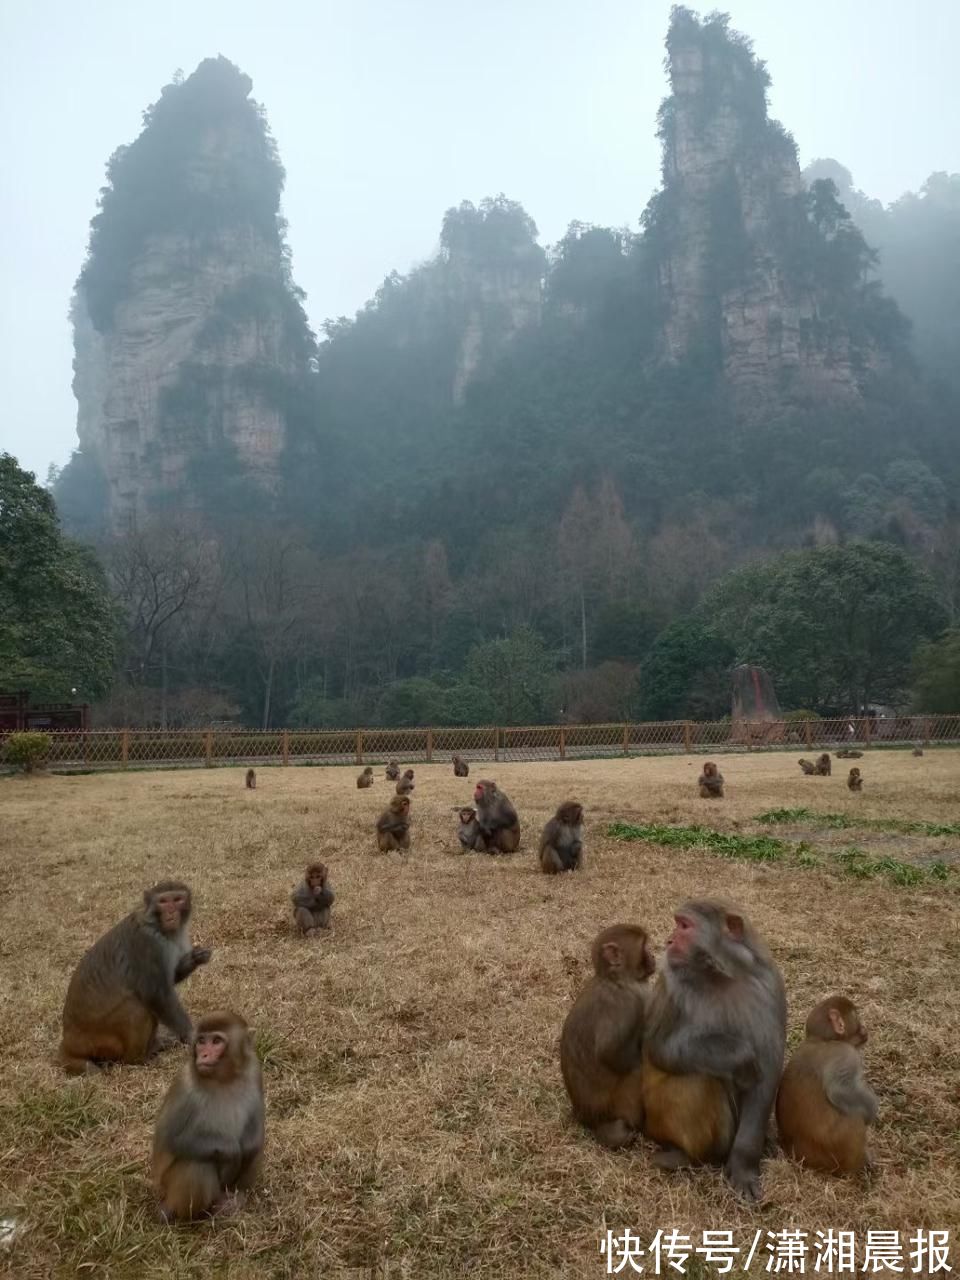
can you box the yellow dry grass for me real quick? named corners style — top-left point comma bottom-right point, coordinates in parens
top-left (0, 750), bottom-right (958, 1279)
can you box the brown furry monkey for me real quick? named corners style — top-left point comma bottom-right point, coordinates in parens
top-left (560, 924), bottom-right (655, 1148)
top-left (642, 899), bottom-right (786, 1202)
top-left (60, 881), bottom-right (210, 1074)
top-left (152, 1011), bottom-right (264, 1220)
top-left (777, 996), bottom-right (877, 1174)
top-left (538, 801), bottom-right (584, 873)
top-left (245, 769), bottom-right (256, 789)
top-left (697, 762), bottom-right (724, 798)
top-left (291, 863), bottom-right (334, 935)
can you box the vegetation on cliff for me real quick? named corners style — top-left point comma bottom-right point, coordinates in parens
top-left (55, 12), bottom-right (960, 727)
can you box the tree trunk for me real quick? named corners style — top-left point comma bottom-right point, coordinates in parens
top-left (579, 587), bottom-right (588, 670)
top-left (262, 656), bottom-right (275, 730)
top-left (160, 643), bottom-right (168, 730)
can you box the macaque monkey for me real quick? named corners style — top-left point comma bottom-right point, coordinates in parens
top-left (835, 749), bottom-right (863, 759)
top-left (456, 806), bottom-right (485, 852)
top-left (60, 881), bottom-right (211, 1074)
top-left (245, 769), bottom-right (256, 789)
top-left (697, 762), bottom-right (724, 798)
top-left (396, 769), bottom-right (415, 796)
top-left (777, 996), bottom-right (877, 1174)
top-left (560, 924), bottom-right (655, 1148)
top-left (798, 759), bottom-right (817, 775)
top-left (847, 767), bottom-right (863, 792)
top-left (152, 1011), bottom-right (264, 1221)
top-left (291, 862), bottom-right (334, 935)
top-left (815, 753), bottom-right (832, 776)
top-left (538, 801), bottom-right (584, 873)
top-left (377, 795), bottom-right (411, 851)
top-left (385, 759), bottom-right (400, 780)
top-left (912, 745), bottom-right (924, 757)
top-left (474, 780), bottom-right (521, 853)
top-left (452, 754), bottom-right (469, 777)
top-left (357, 766), bottom-right (374, 789)
top-left (642, 899), bottom-right (786, 1201)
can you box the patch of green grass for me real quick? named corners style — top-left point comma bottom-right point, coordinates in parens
top-left (607, 822), bottom-right (955, 888)
top-left (608, 822), bottom-right (792, 863)
top-left (755, 807), bottom-right (960, 837)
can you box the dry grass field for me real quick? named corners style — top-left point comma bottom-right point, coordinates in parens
top-left (0, 751), bottom-right (958, 1279)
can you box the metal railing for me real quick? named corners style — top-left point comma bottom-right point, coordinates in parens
top-left (1, 715), bottom-right (956, 772)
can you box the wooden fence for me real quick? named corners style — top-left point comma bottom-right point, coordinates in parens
top-left (1, 715), bottom-right (957, 771)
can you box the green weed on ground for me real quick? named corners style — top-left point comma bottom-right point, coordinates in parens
top-left (607, 821), bottom-right (954, 887)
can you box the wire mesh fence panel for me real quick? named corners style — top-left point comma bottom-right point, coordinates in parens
top-left (358, 729), bottom-right (429, 762)
top-left (287, 731), bottom-right (357, 765)
top-left (3, 715), bottom-right (960, 774)
top-left (501, 726), bottom-right (562, 761)
top-left (430, 727), bottom-right (499, 762)
top-left (563, 724), bottom-right (629, 758)
top-left (629, 721), bottom-right (689, 752)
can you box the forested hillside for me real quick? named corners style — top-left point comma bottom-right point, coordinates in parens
top-left (46, 8), bottom-right (960, 729)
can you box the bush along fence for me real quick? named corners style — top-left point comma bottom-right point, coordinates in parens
top-left (1, 715), bottom-right (958, 772)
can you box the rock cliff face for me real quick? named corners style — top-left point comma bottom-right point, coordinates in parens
top-left (71, 58), bottom-right (311, 528)
top-left (443, 210), bottom-right (543, 403)
top-left (650, 8), bottom-right (883, 403)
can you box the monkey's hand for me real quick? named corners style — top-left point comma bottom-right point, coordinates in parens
top-left (191, 947), bottom-right (212, 966)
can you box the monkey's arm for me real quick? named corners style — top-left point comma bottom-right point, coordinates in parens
top-left (291, 884), bottom-right (315, 910)
top-left (594, 993), bottom-right (643, 1073)
top-left (133, 944), bottom-right (193, 1041)
top-left (315, 885), bottom-right (334, 908)
top-left (824, 1057), bottom-right (879, 1122)
top-left (173, 947), bottom-right (212, 983)
top-left (651, 1026), bottom-right (757, 1086)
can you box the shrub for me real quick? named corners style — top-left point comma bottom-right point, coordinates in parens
top-left (782, 709), bottom-right (821, 723)
top-left (3, 731), bottom-right (52, 773)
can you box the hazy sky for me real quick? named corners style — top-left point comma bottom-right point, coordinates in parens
top-left (1, 0), bottom-right (957, 481)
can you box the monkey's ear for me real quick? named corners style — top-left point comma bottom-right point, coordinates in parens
top-left (600, 941), bottom-right (623, 971)
top-left (827, 1007), bottom-right (846, 1037)
top-left (725, 913), bottom-right (744, 941)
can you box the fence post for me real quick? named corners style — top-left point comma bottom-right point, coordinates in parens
top-left (622, 723), bottom-right (630, 757)
top-left (862, 717), bottom-right (871, 746)
top-left (426, 728), bottom-right (433, 763)
top-left (356, 729), bottom-right (363, 765)
top-left (494, 727), bottom-right (500, 762)
top-left (683, 721), bottom-right (692, 754)
top-left (804, 718), bottom-right (813, 749)
top-left (923, 716), bottom-right (932, 745)
top-left (121, 729), bottom-right (129, 769)
top-left (204, 730), bottom-right (213, 768)
top-left (559, 725), bottom-right (566, 760)
top-left (282, 729), bottom-right (289, 766)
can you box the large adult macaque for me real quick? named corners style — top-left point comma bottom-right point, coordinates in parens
top-left (560, 924), bottom-right (655, 1148)
top-left (291, 862), bottom-right (335, 935)
top-left (777, 996), bottom-right (878, 1174)
top-left (152, 1011), bottom-right (265, 1221)
top-left (642, 899), bottom-right (786, 1201)
top-left (539, 801), bottom-right (584, 873)
top-left (60, 881), bottom-right (211, 1074)
top-left (474, 780), bottom-right (521, 853)
top-left (396, 769), bottom-right (415, 796)
top-left (815, 753), bottom-right (832, 776)
top-left (377, 796), bottom-right (411, 851)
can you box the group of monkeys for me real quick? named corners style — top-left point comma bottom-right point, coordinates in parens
top-left (797, 751), bottom-right (867, 791)
top-left (53, 752), bottom-right (883, 1223)
top-left (561, 904), bottom-right (878, 1203)
top-left (365, 755), bottom-right (584, 872)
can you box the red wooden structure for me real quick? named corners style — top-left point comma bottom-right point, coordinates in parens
top-left (0, 691), bottom-right (90, 732)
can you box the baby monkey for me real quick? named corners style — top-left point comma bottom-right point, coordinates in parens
top-left (777, 995), bottom-right (878, 1174)
top-left (291, 862), bottom-right (335, 936)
